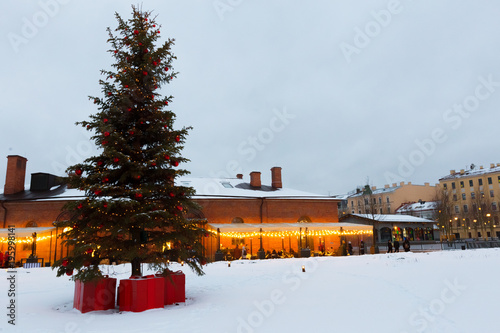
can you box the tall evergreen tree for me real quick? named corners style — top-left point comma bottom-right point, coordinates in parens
top-left (53, 6), bottom-right (206, 282)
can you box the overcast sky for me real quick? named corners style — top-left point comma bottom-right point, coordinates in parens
top-left (1, 0), bottom-right (500, 196)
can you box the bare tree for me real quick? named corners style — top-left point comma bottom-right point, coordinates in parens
top-left (434, 186), bottom-right (454, 240)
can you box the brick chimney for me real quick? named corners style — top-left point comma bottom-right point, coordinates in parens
top-left (4, 155), bottom-right (28, 195)
top-left (271, 167), bottom-right (282, 189)
top-left (236, 174), bottom-right (243, 179)
top-left (250, 171), bottom-right (261, 188)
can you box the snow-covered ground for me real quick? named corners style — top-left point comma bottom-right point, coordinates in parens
top-left (1, 249), bottom-right (498, 333)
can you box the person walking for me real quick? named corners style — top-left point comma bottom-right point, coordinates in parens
top-left (387, 239), bottom-right (393, 253)
top-left (403, 238), bottom-right (411, 252)
top-left (241, 244), bottom-right (247, 259)
top-left (360, 240), bottom-right (365, 255)
top-left (394, 239), bottom-right (400, 253)
top-left (347, 241), bottom-right (353, 255)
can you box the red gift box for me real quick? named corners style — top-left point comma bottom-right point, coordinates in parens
top-left (73, 276), bottom-right (117, 313)
top-left (118, 275), bottom-right (164, 312)
top-left (157, 270), bottom-right (185, 305)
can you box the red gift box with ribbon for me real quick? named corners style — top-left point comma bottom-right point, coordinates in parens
top-left (157, 270), bottom-right (185, 305)
top-left (74, 276), bottom-right (117, 313)
top-left (118, 275), bottom-right (164, 312)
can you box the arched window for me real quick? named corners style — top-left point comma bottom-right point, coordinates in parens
top-left (231, 217), bottom-right (244, 224)
top-left (380, 227), bottom-right (392, 241)
top-left (297, 216), bottom-right (311, 223)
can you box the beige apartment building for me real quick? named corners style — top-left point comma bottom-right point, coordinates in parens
top-left (438, 163), bottom-right (500, 239)
top-left (344, 182), bottom-right (437, 217)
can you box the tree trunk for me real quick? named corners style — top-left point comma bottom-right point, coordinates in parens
top-left (131, 257), bottom-right (142, 276)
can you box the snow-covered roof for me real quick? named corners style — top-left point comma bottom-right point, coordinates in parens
top-left (0, 227), bottom-right (55, 238)
top-left (396, 201), bottom-right (439, 213)
top-left (343, 214), bottom-right (435, 223)
top-left (13, 176), bottom-right (337, 201)
top-left (440, 165), bottom-right (500, 181)
top-left (179, 177), bottom-right (335, 199)
top-left (347, 185), bottom-right (400, 198)
top-left (331, 193), bottom-right (350, 200)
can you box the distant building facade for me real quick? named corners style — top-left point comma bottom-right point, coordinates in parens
top-left (437, 163), bottom-right (500, 239)
top-left (343, 182), bottom-right (437, 217)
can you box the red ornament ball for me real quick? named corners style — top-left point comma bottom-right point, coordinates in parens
top-left (176, 205), bottom-right (183, 211)
top-left (86, 249), bottom-right (93, 254)
top-left (113, 157), bottom-right (120, 163)
top-left (172, 160), bottom-right (179, 167)
top-left (175, 135), bottom-right (180, 142)
top-left (143, 71), bottom-right (148, 76)
top-left (103, 203), bottom-right (108, 208)
top-left (103, 118), bottom-right (108, 123)
top-left (114, 50), bottom-right (118, 54)
top-left (134, 29), bottom-right (139, 34)
top-left (165, 67), bottom-right (169, 71)
top-left (66, 269), bottom-right (73, 276)
top-left (103, 177), bottom-right (109, 183)
top-left (127, 107), bottom-right (132, 112)
top-left (169, 192), bottom-right (175, 198)
top-left (108, 92), bottom-right (112, 96)
top-left (62, 259), bottom-right (68, 267)
top-left (102, 140), bottom-right (108, 145)
top-left (75, 169), bottom-right (82, 176)
top-left (104, 131), bottom-right (110, 137)
top-left (95, 190), bottom-right (102, 196)
top-left (124, 85), bottom-right (129, 88)
top-left (151, 162), bottom-right (157, 167)
top-left (77, 203), bottom-right (83, 209)
top-left (164, 155), bottom-right (170, 160)
top-left (165, 101), bottom-right (168, 105)
top-left (144, 49), bottom-right (148, 53)
top-left (129, 130), bottom-right (135, 135)
top-left (135, 193), bottom-right (143, 199)
top-left (153, 61), bottom-right (157, 66)
top-left (97, 161), bottom-right (103, 166)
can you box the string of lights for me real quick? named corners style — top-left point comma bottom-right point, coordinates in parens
top-left (212, 229), bottom-right (373, 239)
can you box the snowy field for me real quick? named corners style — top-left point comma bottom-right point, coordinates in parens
top-left (1, 249), bottom-right (499, 333)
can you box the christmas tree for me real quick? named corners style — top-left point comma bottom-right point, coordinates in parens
top-left (53, 6), bottom-right (206, 282)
